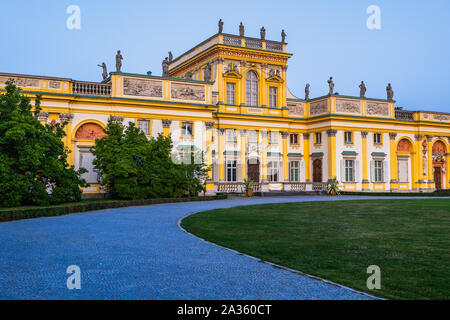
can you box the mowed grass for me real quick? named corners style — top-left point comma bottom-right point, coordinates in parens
top-left (181, 199), bottom-right (450, 300)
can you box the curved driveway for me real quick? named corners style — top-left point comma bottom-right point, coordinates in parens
top-left (0, 196), bottom-right (411, 300)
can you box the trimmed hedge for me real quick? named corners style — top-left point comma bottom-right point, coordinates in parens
top-left (0, 194), bottom-right (228, 223)
top-left (341, 190), bottom-right (450, 197)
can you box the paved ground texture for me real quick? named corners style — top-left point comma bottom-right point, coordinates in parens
top-left (0, 195), bottom-right (428, 300)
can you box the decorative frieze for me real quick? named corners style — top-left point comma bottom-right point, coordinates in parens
top-left (171, 82), bottom-right (205, 101)
top-left (123, 77), bottom-right (163, 97)
top-left (309, 100), bottom-right (328, 116)
top-left (49, 80), bottom-right (61, 90)
top-left (366, 102), bottom-right (389, 117)
top-left (287, 102), bottom-right (303, 116)
top-left (335, 99), bottom-right (361, 114)
top-left (0, 76), bottom-right (40, 88)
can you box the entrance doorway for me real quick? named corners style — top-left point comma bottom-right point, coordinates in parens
top-left (247, 159), bottom-right (260, 183)
top-left (313, 159), bottom-right (322, 182)
top-left (434, 167), bottom-right (443, 190)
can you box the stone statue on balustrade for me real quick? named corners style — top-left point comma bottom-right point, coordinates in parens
top-left (218, 19), bottom-right (223, 34)
top-left (305, 83), bottom-right (310, 100)
top-left (239, 22), bottom-right (245, 37)
top-left (281, 29), bottom-right (286, 43)
top-left (97, 62), bottom-right (108, 80)
top-left (260, 27), bottom-right (266, 40)
top-left (115, 50), bottom-right (123, 72)
top-left (359, 81), bottom-right (366, 98)
top-left (162, 57), bottom-right (169, 77)
top-left (328, 76), bottom-right (335, 95)
top-left (386, 83), bottom-right (394, 100)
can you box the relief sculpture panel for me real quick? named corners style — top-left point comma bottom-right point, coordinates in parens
top-left (287, 102), bottom-right (303, 116)
top-left (123, 77), bottom-right (163, 97)
top-left (335, 99), bottom-right (361, 114)
top-left (309, 100), bottom-right (328, 116)
top-left (171, 82), bottom-right (205, 101)
top-left (366, 102), bottom-right (389, 117)
top-left (0, 76), bottom-right (40, 88)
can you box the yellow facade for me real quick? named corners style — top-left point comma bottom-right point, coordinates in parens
top-left (1, 30), bottom-right (449, 194)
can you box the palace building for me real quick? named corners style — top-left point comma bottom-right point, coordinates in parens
top-left (1, 25), bottom-right (450, 195)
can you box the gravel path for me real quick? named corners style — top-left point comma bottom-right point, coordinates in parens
top-left (0, 195), bottom-right (425, 300)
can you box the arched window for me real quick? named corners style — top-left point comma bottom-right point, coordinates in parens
top-left (246, 71), bottom-right (259, 106)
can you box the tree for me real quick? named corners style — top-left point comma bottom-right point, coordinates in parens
top-left (0, 80), bottom-right (87, 207)
top-left (91, 118), bottom-right (210, 200)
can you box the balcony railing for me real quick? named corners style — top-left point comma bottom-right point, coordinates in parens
top-left (222, 34), bottom-right (284, 53)
top-left (72, 81), bottom-right (111, 96)
top-left (289, 183), bottom-right (306, 192)
top-left (312, 182), bottom-right (327, 191)
top-left (395, 110), bottom-right (414, 121)
top-left (223, 35), bottom-right (241, 46)
top-left (217, 182), bottom-right (243, 193)
top-left (245, 38), bottom-right (263, 50)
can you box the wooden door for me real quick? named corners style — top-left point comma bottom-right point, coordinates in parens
top-left (434, 167), bottom-right (442, 190)
top-left (313, 159), bottom-right (322, 182)
top-left (247, 160), bottom-right (260, 183)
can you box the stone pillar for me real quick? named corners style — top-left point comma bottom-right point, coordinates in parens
top-left (162, 119), bottom-right (172, 137)
top-left (218, 128), bottom-right (225, 181)
top-left (281, 131), bottom-right (289, 181)
top-left (239, 60), bottom-right (246, 106)
top-left (205, 121), bottom-right (215, 180)
top-left (239, 129), bottom-right (246, 181)
top-left (281, 65), bottom-right (288, 107)
top-left (217, 58), bottom-right (224, 104)
top-left (261, 130), bottom-right (268, 181)
top-left (361, 131), bottom-right (369, 190)
top-left (326, 129), bottom-right (337, 179)
top-left (303, 133), bottom-right (311, 182)
top-left (389, 132), bottom-right (398, 190)
top-left (261, 63), bottom-right (268, 107)
top-left (414, 134), bottom-right (425, 189)
top-left (426, 135), bottom-right (435, 189)
top-left (59, 113), bottom-right (74, 165)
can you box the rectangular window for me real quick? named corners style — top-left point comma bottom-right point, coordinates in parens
top-left (374, 160), bottom-right (383, 182)
top-left (226, 160), bottom-right (237, 182)
top-left (181, 122), bottom-right (193, 136)
top-left (374, 133), bottom-right (382, 145)
top-left (268, 131), bottom-right (278, 144)
top-left (290, 134), bottom-right (299, 145)
top-left (269, 87), bottom-right (278, 107)
top-left (289, 161), bottom-right (300, 182)
top-left (226, 129), bottom-right (237, 143)
top-left (226, 83), bottom-right (235, 105)
top-left (248, 130), bottom-right (258, 143)
top-left (315, 132), bottom-right (322, 145)
top-left (345, 159), bottom-right (354, 182)
top-left (137, 120), bottom-right (150, 135)
top-left (268, 161), bottom-right (279, 182)
top-left (344, 131), bottom-right (353, 144)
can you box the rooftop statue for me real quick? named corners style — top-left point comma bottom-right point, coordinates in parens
top-left (203, 63), bottom-right (212, 82)
top-left (218, 19), bottom-right (223, 34)
top-left (359, 81), bottom-right (367, 98)
top-left (260, 26), bottom-right (266, 40)
top-left (386, 83), bottom-right (394, 100)
top-left (168, 51), bottom-right (173, 63)
top-left (239, 22), bottom-right (245, 37)
top-left (162, 57), bottom-right (169, 77)
top-left (281, 29), bottom-right (286, 43)
top-left (328, 76), bottom-right (335, 95)
top-left (305, 83), bottom-right (310, 100)
top-left (115, 50), bottom-right (123, 72)
top-left (97, 62), bottom-right (108, 80)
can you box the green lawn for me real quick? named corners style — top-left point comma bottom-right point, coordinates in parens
top-left (181, 199), bottom-right (450, 300)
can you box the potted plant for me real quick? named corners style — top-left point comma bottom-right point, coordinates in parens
top-left (327, 177), bottom-right (341, 196)
top-left (243, 178), bottom-right (254, 197)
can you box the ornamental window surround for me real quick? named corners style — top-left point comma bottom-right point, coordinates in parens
top-left (246, 71), bottom-right (259, 106)
top-left (137, 120), bottom-right (150, 135)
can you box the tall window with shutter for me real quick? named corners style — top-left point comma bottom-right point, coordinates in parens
top-left (246, 71), bottom-right (259, 106)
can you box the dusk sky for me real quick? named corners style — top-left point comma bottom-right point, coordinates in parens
top-left (1, 0), bottom-right (449, 112)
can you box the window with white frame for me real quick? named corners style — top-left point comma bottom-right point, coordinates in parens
top-left (248, 130), bottom-right (257, 143)
top-left (344, 159), bottom-right (355, 182)
top-left (137, 120), bottom-right (150, 135)
top-left (374, 133), bottom-right (382, 145)
top-left (268, 131), bottom-right (278, 144)
top-left (374, 160), bottom-right (384, 182)
top-left (315, 132), bottom-right (322, 145)
top-left (246, 71), bottom-right (259, 106)
top-left (226, 82), bottom-right (235, 105)
top-left (181, 122), bottom-right (193, 136)
top-left (289, 161), bottom-right (300, 182)
top-left (226, 129), bottom-right (237, 143)
top-left (269, 87), bottom-right (277, 107)
top-left (290, 133), bottom-right (299, 145)
top-left (344, 131), bottom-right (353, 144)
top-left (226, 160), bottom-right (237, 182)
top-left (268, 161), bottom-right (279, 182)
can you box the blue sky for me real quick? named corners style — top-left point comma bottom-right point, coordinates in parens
top-left (1, 0), bottom-right (449, 112)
